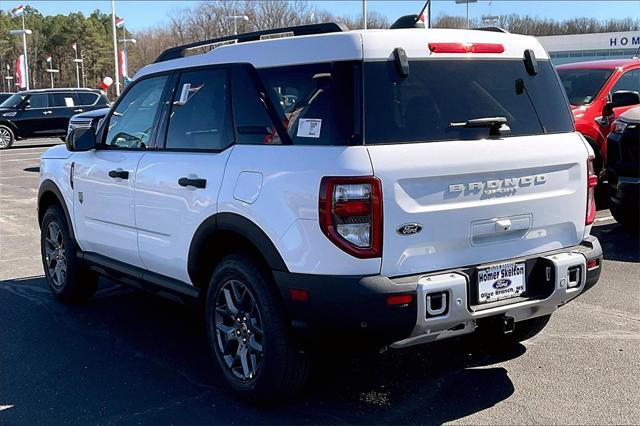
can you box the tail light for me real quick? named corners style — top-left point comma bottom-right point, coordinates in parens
top-left (586, 155), bottom-right (598, 225)
top-left (428, 42), bottom-right (505, 54)
top-left (319, 176), bottom-right (382, 258)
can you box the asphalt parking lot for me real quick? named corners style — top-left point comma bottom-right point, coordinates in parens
top-left (1, 138), bottom-right (639, 425)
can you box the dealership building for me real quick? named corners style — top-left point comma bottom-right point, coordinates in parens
top-left (538, 31), bottom-right (640, 65)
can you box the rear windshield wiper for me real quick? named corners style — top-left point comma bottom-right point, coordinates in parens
top-left (448, 116), bottom-right (510, 137)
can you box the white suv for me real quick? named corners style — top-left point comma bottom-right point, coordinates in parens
top-left (38, 23), bottom-right (602, 400)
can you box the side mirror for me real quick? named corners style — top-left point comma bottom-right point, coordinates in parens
top-left (22, 100), bottom-right (30, 110)
top-left (66, 127), bottom-right (96, 152)
top-left (611, 90), bottom-right (640, 108)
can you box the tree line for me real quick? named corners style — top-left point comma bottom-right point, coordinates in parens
top-left (1, 1), bottom-right (638, 98)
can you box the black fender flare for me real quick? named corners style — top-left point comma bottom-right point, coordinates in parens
top-left (38, 179), bottom-right (76, 243)
top-left (187, 212), bottom-right (289, 287)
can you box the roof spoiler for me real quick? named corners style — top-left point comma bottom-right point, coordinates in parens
top-left (471, 27), bottom-right (509, 33)
top-left (154, 22), bottom-right (350, 63)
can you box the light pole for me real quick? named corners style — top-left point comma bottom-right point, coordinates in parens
top-left (455, 0), bottom-right (478, 29)
top-left (227, 15), bottom-right (249, 36)
top-left (46, 68), bottom-right (59, 88)
top-left (80, 49), bottom-right (87, 88)
top-left (362, 0), bottom-right (367, 30)
top-left (111, 0), bottom-right (121, 96)
top-left (9, 27), bottom-right (32, 90)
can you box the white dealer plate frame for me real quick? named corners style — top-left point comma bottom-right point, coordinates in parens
top-left (477, 261), bottom-right (526, 304)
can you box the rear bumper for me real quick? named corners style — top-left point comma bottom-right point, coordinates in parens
top-left (273, 237), bottom-right (602, 348)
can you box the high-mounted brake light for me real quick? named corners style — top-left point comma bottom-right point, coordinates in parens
top-left (319, 176), bottom-right (383, 258)
top-left (586, 155), bottom-right (598, 225)
top-left (428, 42), bottom-right (505, 54)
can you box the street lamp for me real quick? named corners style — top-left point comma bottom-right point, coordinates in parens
top-left (227, 15), bottom-right (249, 36)
top-left (455, 0), bottom-right (478, 29)
top-left (9, 28), bottom-right (32, 90)
top-left (45, 68), bottom-right (59, 88)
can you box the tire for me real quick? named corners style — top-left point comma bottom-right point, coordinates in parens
top-left (41, 205), bottom-right (98, 303)
top-left (0, 125), bottom-right (14, 150)
top-left (477, 314), bottom-right (552, 346)
top-left (610, 205), bottom-right (640, 230)
top-left (205, 253), bottom-right (310, 402)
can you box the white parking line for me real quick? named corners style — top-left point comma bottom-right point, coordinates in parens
top-left (594, 215), bottom-right (614, 223)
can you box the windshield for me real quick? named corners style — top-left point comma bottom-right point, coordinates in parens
top-left (364, 59), bottom-right (574, 144)
top-left (0, 93), bottom-right (27, 109)
top-left (556, 68), bottom-right (613, 106)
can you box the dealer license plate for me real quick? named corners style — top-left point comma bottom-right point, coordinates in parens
top-left (477, 262), bottom-right (526, 304)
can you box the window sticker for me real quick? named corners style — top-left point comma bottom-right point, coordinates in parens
top-left (64, 97), bottom-right (75, 107)
top-left (296, 118), bottom-right (322, 138)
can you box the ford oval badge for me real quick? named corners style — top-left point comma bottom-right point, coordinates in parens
top-left (396, 223), bottom-right (422, 236)
top-left (493, 279), bottom-right (512, 289)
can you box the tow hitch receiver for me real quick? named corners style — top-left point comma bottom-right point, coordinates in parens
top-left (503, 316), bottom-right (515, 334)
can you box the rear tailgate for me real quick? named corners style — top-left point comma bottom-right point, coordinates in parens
top-left (368, 132), bottom-right (589, 277)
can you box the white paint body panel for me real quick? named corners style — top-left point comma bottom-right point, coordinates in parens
top-left (367, 132), bottom-right (589, 277)
top-left (219, 145), bottom-right (380, 275)
top-left (72, 150), bottom-right (145, 267)
top-left (135, 149), bottom-right (233, 283)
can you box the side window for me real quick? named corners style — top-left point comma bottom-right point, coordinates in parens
top-left (77, 92), bottom-right (99, 106)
top-left (256, 62), bottom-right (358, 146)
top-left (232, 68), bottom-right (275, 144)
top-left (27, 94), bottom-right (48, 109)
top-left (612, 69), bottom-right (640, 94)
top-left (104, 75), bottom-right (169, 149)
top-left (51, 93), bottom-right (75, 107)
top-left (165, 68), bottom-right (233, 150)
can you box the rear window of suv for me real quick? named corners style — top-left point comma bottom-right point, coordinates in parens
top-left (363, 59), bottom-right (574, 144)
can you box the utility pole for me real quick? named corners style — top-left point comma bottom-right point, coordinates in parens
top-left (455, 0), bottom-right (478, 29)
top-left (111, 0), bottom-right (121, 96)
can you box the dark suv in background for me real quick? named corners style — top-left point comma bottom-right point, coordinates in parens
top-left (0, 88), bottom-right (109, 149)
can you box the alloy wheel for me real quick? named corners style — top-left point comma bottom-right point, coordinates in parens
top-left (44, 222), bottom-right (67, 289)
top-left (0, 128), bottom-right (11, 148)
top-left (215, 279), bottom-right (264, 382)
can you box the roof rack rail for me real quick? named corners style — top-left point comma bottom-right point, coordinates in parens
top-left (154, 22), bottom-right (350, 63)
top-left (471, 27), bottom-right (509, 33)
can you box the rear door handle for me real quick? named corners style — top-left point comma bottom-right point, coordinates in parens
top-left (108, 169), bottom-right (129, 180)
top-left (42, 110), bottom-right (53, 115)
top-left (178, 177), bottom-right (206, 189)
top-left (73, 109), bottom-right (83, 113)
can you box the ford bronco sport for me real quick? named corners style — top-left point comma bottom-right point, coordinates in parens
top-left (38, 22), bottom-right (602, 400)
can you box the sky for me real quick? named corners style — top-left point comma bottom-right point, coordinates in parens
top-left (2, 0), bottom-right (638, 32)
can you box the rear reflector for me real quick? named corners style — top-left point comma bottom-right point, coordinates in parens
top-left (587, 259), bottom-right (599, 270)
top-left (586, 155), bottom-right (597, 225)
top-left (289, 288), bottom-right (309, 302)
top-left (387, 294), bottom-right (413, 306)
top-left (428, 42), bottom-right (505, 54)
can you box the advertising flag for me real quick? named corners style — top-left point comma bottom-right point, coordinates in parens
top-left (12, 5), bottom-right (24, 17)
top-left (15, 54), bottom-right (26, 89)
top-left (119, 49), bottom-right (128, 78)
top-left (115, 17), bottom-right (124, 28)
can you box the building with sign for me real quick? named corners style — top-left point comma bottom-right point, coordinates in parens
top-left (538, 31), bottom-right (640, 65)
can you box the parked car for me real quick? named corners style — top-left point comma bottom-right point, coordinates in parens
top-left (607, 106), bottom-right (640, 229)
top-left (38, 23), bottom-right (602, 401)
top-left (0, 88), bottom-right (110, 149)
top-left (556, 59), bottom-right (640, 177)
top-left (62, 107), bottom-right (110, 142)
top-left (0, 92), bottom-right (12, 104)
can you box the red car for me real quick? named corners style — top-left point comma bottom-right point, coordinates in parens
top-left (556, 58), bottom-right (640, 177)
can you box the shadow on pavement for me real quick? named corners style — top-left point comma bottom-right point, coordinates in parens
top-left (0, 275), bottom-right (521, 424)
top-left (22, 167), bottom-right (40, 173)
top-left (591, 222), bottom-right (640, 263)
